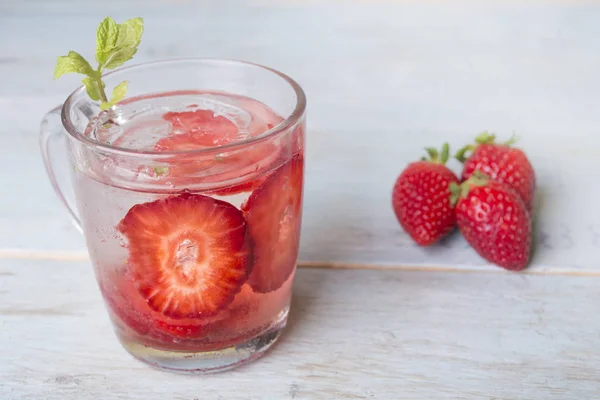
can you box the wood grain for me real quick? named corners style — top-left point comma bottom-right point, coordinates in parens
top-left (2, 0), bottom-right (600, 272)
top-left (1, 259), bottom-right (599, 399)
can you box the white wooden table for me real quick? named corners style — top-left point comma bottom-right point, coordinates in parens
top-left (2, 1), bottom-right (600, 398)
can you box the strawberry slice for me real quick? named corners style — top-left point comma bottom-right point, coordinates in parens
top-left (154, 110), bottom-right (282, 195)
top-left (242, 155), bottom-right (304, 293)
top-left (154, 319), bottom-right (205, 338)
top-left (101, 271), bottom-right (222, 342)
top-left (157, 109), bottom-right (239, 149)
top-left (207, 178), bottom-right (265, 197)
top-left (153, 110), bottom-right (240, 178)
top-left (117, 193), bottom-right (252, 319)
top-left (216, 276), bottom-right (294, 335)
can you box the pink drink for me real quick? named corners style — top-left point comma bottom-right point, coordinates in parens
top-left (73, 90), bottom-right (304, 370)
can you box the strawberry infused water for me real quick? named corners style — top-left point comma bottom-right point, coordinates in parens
top-left (71, 89), bottom-right (305, 372)
top-left (43, 22), bottom-right (306, 373)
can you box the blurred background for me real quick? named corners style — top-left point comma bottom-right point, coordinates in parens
top-left (2, 0), bottom-right (599, 271)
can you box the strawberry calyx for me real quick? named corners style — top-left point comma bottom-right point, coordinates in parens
top-left (449, 170), bottom-right (489, 207)
top-left (474, 131), bottom-right (497, 145)
top-left (503, 133), bottom-right (519, 146)
top-left (455, 131), bottom-right (520, 163)
top-left (455, 131), bottom-right (495, 163)
top-left (421, 143), bottom-right (451, 164)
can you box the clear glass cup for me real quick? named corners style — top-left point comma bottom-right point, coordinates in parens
top-left (39, 59), bottom-right (306, 373)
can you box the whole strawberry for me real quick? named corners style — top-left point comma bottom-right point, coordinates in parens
top-left (392, 144), bottom-right (459, 246)
top-left (456, 132), bottom-right (535, 210)
top-left (451, 172), bottom-right (532, 270)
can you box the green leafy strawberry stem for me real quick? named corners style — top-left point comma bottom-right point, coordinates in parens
top-left (54, 17), bottom-right (144, 110)
top-left (455, 131), bottom-right (521, 163)
top-left (449, 170), bottom-right (490, 206)
top-left (422, 143), bottom-right (451, 164)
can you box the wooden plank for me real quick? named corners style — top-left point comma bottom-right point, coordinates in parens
top-left (2, 1), bottom-right (600, 271)
top-left (1, 259), bottom-right (599, 399)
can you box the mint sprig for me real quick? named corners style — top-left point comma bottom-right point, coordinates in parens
top-left (54, 17), bottom-right (144, 111)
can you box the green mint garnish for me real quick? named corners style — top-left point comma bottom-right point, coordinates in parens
top-left (54, 17), bottom-right (144, 110)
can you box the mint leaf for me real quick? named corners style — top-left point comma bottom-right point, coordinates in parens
top-left (100, 81), bottom-right (128, 110)
top-left (116, 18), bottom-right (144, 49)
top-left (96, 17), bottom-right (119, 66)
top-left (103, 18), bottom-right (144, 69)
top-left (111, 81), bottom-right (128, 103)
top-left (82, 77), bottom-right (105, 101)
top-left (54, 51), bottom-right (95, 79)
top-left (55, 16), bottom-right (144, 108)
top-left (104, 47), bottom-right (138, 70)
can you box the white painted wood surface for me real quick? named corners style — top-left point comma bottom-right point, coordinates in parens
top-left (2, 259), bottom-right (600, 399)
top-left (1, 0), bottom-right (600, 270)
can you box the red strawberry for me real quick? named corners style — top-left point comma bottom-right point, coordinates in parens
top-left (457, 132), bottom-right (535, 210)
top-left (242, 155), bottom-right (304, 293)
top-left (212, 277), bottom-right (294, 344)
top-left (391, 144), bottom-right (460, 246)
top-left (158, 109), bottom-right (239, 148)
top-left (154, 319), bottom-right (205, 338)
top-left (153, 111), bottom-right (238, 181)
top-left (117, 193), bottom-right (252, 319)
top-left (100, 270), bottom-right (227, 342)
top-left (154, 110), bottom-right (281, 195)
top-left (451, 172), bottom-right (532, 270)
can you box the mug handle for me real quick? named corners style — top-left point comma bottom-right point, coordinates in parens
top-left (40, 105), bottom-right (83, 233)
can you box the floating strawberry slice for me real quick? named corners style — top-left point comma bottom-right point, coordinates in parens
top-left (157, 109), bottom-right (239, 149)
top-left (153, 110), bottom-right (240, 178)
top-left (242, 155), bottom-right (304, 293)
top-left (154, 110), bottom-right (282, 195)
top-left (117, 193), bottom-right (252, 319)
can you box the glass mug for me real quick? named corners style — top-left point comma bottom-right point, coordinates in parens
top-left (40, 59), bottom-right (306, 373)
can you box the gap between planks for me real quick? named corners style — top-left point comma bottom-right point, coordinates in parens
top-left (1, 249), bottom-right (600, 277)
